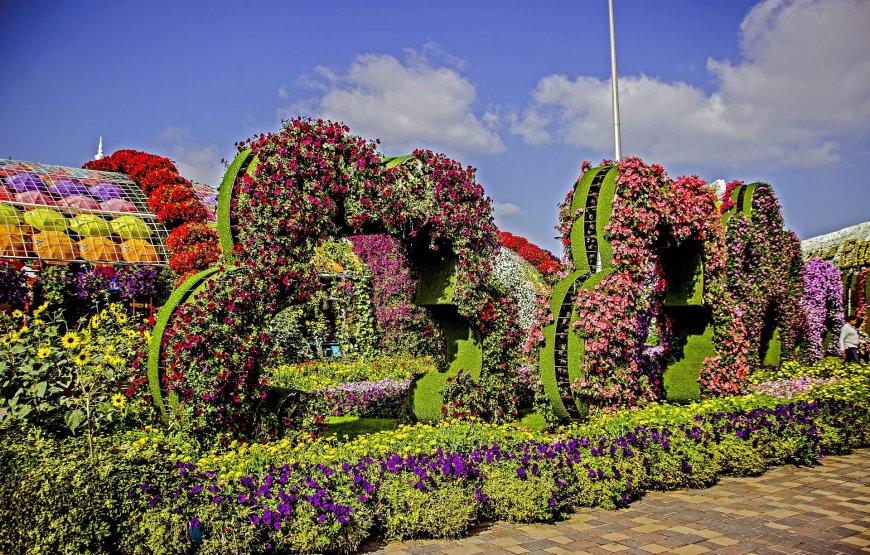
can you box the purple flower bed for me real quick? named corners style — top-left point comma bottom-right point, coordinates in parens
top-left (750, 376), bottom-right (837, 399)
top-left (132, 398), bottom-right (843, 552)
top-left (312, 377), bottom-right (411, 418)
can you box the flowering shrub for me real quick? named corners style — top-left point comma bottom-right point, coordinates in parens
top-left (0, 303), bottom-right (147, 444)
top-left (801, 258), bottom-right (844, 362)
top-left (84, 150), bottom-right (220, 276)
top-left (165, 222), bottom-right (221, 282)
top-left (497, 231), bottom-right (561, 278)
top-left (311, 377), bottom-right (411, 418)
top-left (268, 356), bottom-right (433, 391)
top-left (491, 247), bottom-right (547, 336)
top-left (349, 234), bottom-right (442, 358)
top-left (561, 159), bottom-right (741, 411)
top-left (115, 265), bottom-right (158, 301)
top-left (749, 376), bottom-right (837, 398)
top-left (722, 183), bottom-right (808, 369)
top-left (1, 355), bottom-right (867, 554)
top-left (76, 265), bottom-right (114, 304)
top-left (32, 265), bottom-right (77, 311)
top-left (0, 260), bottom-right (28, 309)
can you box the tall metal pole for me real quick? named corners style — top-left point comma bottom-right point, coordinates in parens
top-left (608, 0), bottom-right (622, 161)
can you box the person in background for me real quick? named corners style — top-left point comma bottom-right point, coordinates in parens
top-left (856, 317), bottom-right (869, 363)
top-left (840, 315), bottom-right (861, 363)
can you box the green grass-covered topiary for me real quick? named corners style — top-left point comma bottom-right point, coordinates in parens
top-left (146, 266), bottom-right (220, 419)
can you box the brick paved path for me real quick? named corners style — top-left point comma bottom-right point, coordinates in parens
top-left (360, 449), bottom-right (870, 555)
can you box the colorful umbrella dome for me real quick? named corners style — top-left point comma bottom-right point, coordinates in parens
top-left (0, 187), bottom-right (13, 202)
top-left (0, 225), bottom-right (30, 257)
top-left (14, 190), bottom-right (56, 207)
top-left (5, 173), bottom-right (48, 193)
top-left (0, 204), bottom-right (22, 226)
top-left (111, 215), bottom-right (151, 240)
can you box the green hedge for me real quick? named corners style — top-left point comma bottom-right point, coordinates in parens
top-left (3, 362), bottom-right (865, 554)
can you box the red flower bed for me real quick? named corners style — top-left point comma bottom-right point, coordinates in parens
top-left (497, 231), bottom-right (561, 277)
top-left (84, 150), bottom-right (220, 278)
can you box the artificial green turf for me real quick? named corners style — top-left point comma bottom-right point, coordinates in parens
top-left (660, 241), bottom-right (704, 307)
top-left (382, 154), bottom-right (413, 169)
top-left (408, 306), bottom-right (482, 422)
top-left (594, 167), bottom-right (618, 270)
top-left (323, 417), bottom-right (400, 441)
top-left (567, 168), bottom-right (599, 274)
top-left (539, 271), bottom-right (588, 420)
top-left (662, 306), bottom-right (714, 402)
top-left (760, 327), bottom-right (782, 367)
top-left (147, 266), bottom-right (220, 420)
top-left (414, 252), bottom-right (457, 306)
top-left (216, 148), bottom-right (252, 261)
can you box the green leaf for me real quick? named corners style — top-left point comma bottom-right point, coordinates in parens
top-left (35, 381), bottom-right (47, 398)
top-left (15, 405), bottom-right (32, 418)
top-left (65, 409), bottom-right (84, 433)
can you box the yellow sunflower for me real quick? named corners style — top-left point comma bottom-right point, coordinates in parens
top-left (37, 347), bottom-right (51, 359)
top-left (73, 352), bottom-right (91, 366)
top-left (111, 393), bottom-right (127, 408)
top-left (61, 332), bottom-right (80, 349)
top-left (11, 309), bottom-right (23, 318)
top-left (33, 302), bottom-right (48, 316)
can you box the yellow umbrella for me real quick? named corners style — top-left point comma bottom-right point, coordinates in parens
top-left (32, 231), bottom-right (77, 261)
top-left (120, 239), bottom-right (159, 263)
top-left (0, 204), bottom-right (22, 226)
top-left (79, 237), bottom-right (121, 262)
top-left (111, 215), bottom-right (151, 240)
top-left (70, 214), bottom-right (113, 237)
top-left (0, 224), bottom-right (29, 257)
top-left (24, 207), bottom-right (68, 232)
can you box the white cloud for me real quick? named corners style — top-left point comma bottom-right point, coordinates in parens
top-left (513, 0), bottom-right (870, 167)
top-left (493, 202), bottom-right (523, 218)
top-left (159, 127), bottom-right (224, 186)
top-left (278, 85), bottom-right (289, 100)
top-left (298, 52), bottom-right (504, 156)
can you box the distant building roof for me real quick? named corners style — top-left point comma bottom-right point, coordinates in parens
top-left (801, 221), bottom-right (870, 274)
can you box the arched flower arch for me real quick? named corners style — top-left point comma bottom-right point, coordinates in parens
top-left (151, 118), bottom-right (523, 434)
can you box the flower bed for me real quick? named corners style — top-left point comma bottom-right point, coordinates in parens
top-left (2, 359), bottom-right (866, 554)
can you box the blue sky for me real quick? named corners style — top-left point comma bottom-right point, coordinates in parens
top-left (1, 0), bottom-right (867, 253)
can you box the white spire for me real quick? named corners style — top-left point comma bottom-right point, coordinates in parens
top-left (95, 136), bottom-right (104, 160)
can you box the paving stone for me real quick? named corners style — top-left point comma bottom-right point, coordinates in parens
top-left (362, 450), bottom-right (870, 555)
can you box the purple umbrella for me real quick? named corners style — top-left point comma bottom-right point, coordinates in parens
top-left (88, 182), bottom-right (126, 202)
top-left (99, 198), bottom-right (137, 213)
top-left (60, 195), bottom-right (101, 211)
top-left (49, 179), bottom-right (90, 198)
top-left (5, 173), bottom-right (48, 193)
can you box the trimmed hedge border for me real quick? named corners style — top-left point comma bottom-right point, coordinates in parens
top-left (4, 383), bottom-right (864, 554)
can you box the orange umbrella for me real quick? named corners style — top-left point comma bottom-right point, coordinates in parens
top-left (0, 224), bottom-right (30, 257)
top-left (32, 231), bottom-right (77, 262)
top-left (120, 239), bottom-right (159, 263)
top-left (79, 236), bottom-right (121, 262)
